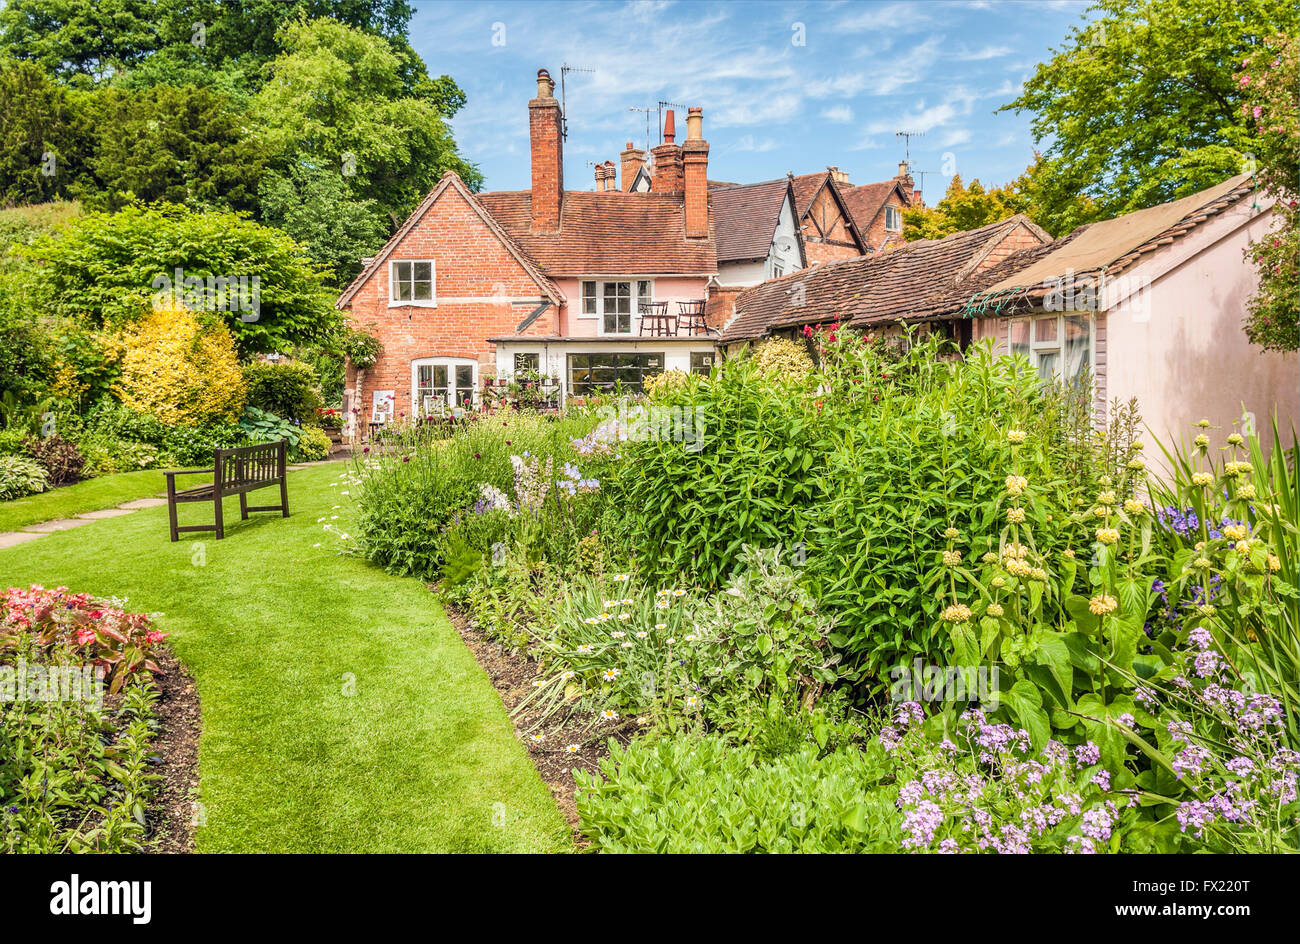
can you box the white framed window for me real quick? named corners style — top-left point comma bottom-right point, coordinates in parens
top-left (578, 279), bottom-right (654, 334)
top-left (1009, 313), bottom-right (1093, 385)
top-left (391, 260), bottom-right (436, 306)
top-left (770, 261), bottom-right (784, 278)
top-left (412, 357), bottom-right (476, 414)
top-left (884, 206), bottom-right (902, 232)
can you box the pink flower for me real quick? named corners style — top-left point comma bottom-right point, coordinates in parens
top-left (1253, 105), bottom-right (1263, 119)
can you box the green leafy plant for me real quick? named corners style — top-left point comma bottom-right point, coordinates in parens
top-left (238, 406), bottom-right (300, 448)
top-left (0, 454), bottom-right (48, 499)
top-left (242, 360), bottom-right (323, 424)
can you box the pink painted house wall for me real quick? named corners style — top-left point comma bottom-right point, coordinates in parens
top-left (553, 276), bottom-right (711, 336)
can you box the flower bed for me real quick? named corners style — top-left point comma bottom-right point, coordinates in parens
top-left (1, 585), bottom-right (198, 853)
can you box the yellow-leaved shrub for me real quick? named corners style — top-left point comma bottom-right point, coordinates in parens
top-left (751, 337), bottom-right (814, 381)
top-left (643, 368), bottom-right (692, 399)
top-left (117, 307), bottom-right (246, 426)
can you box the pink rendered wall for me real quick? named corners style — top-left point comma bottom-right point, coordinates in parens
top-left (553, 276), bottom-right (711, 336)
top-left (1105, 200), bottom-right (1298, 459)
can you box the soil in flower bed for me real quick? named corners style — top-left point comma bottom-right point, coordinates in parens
top-left (143, 647), bottom-right (202, 854)
top-left (447, 605), bottom-right (637, 842)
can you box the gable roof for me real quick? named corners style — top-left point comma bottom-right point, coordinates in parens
top-left (336, 172), bottom-right (562, 310)
top-left (841, 179), bottom-right (912, 234)
top-left (788, 170), bottom-right (867, 252)
top-left (722, 214), bottom-right (1050, 343)
top-left (710, 178), bottom-right (796, 264)
top-left (933, 173), bottom-right (1258, 318)
top-left (475, 190), bottom-right (717, 276)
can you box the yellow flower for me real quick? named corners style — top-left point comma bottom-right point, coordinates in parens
top-left (1238, 484), bottom-right (1257, 499)
top-left (942, 550), bottom-right (962, 567)
top-left (1227, 432), bottom-right (1244, 446)
top-left (1196, 419), bottom-right (1211, 428)
top-left (1193, 557), bottom-right (1212, 570)
top-left (943, 526), bottom-right (960, 540)
top-left (1127, 457), bottom-right (1146, 471)
top-left (1007, 507), bottom-right (1027, 524)
top-left (1093, 505), bottom-right (1111, 518)
top-left (1063, 549), bottom-right (1075, 559)
top-left (986, 603), bottom-right (1004, 618)
top-left (982, 552), bottom-right (999, 565)
top-left (1030, 567), bottom-right (1047, 582)
top-left (1222, 524), bottom-right (1247, 541)
top-left (1088, 594), bottom-right (1118, 615)
top-left (942, 604), bottom-right (973, 623)
top-left (1097, 490), bottom-right (1116, 505)
top-left (1192, 472), bottom-right (1214, 487)
top-left (1095, 528), bottom-right (1120, 545)
top-left (1007, 429), bottom-right (1027, 444)
top-left (1005, 475), bottom-right (1028, 495)
top-left (1194, 433), bottom-right (1210, 449)
top-left (1235, 540), bottom-right (1251, 555)
top-left (1122, 499), bottom-right (1145, 515)
top-left (1267, 554), bottom-right (1281, 572)
top-left (1005, 559), bottom-right (1032, 577)
top-left (991, 576), bottom-right (1007, 589)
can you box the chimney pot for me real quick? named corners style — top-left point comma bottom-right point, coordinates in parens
top-left (898, 160), bottom-right (908, 178)
top-left (686, 106), bottom-right (703, 141)
top-left (536, 69), bottom-right (555, 99)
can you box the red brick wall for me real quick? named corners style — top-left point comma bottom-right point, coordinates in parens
top-left (343, 184), bottom-right (557, 422)
top-left (529, 95), bottom-right (563, 231)
top-left (861, 203), bottom-right (905, 251)
top-left (683, 143), bottom-right (709, 238)
top-left (973, 224), bottom-right (1046, 273)
top-left (803, 241), bottom-right (861, 264)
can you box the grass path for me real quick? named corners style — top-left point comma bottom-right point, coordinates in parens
top-left (0, 464), bottom-right (572, 853)
top-left (0, 469), bottom-right (168, 532)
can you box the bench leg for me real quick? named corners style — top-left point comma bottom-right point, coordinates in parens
top-left (280, 477), bottom-right (289, 517)
top-left (239, 491), bottom-right (249, 520)
top-left (166, 480), bottom-right (179, 542)
top-left (214, 493), bottom-right (225, 540)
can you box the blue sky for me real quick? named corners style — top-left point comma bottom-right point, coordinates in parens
top-left (408, 0), bottom-right (1097, 201)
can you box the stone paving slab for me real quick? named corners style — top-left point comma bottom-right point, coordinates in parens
top-left (118, 497), bottom-right (168, 509)
top-left (77, 508), bottom-right (137, 519)
top-left (0, 530), bottom-right (45, 549)
top-left (22, 517), bottom-right (95, 533)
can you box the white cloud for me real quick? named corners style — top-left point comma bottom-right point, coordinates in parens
top-left (820, 104), bottom-right (854, 123)
top-left (952, 44), bottom-right (1013, 61)
top-left (731, 134), bottom-right (780, 152)
top-left (938, 128), bottom-right (972, 147)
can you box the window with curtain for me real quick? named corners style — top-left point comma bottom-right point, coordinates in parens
top-left (568, 352), bottom-right (663, 395)
top-left (1009, 313), bottom-right (1092, 385)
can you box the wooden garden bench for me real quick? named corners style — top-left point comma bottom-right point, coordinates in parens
top-left (165, 440), bottom-right (289, 541)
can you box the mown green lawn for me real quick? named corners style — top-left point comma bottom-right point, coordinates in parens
top-left (0, 469), bottom-right (169, 532)
top-left (0, 463), bottom-right (572, 853)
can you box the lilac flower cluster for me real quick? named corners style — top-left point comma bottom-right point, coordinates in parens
top-left (881, 707), bottom-right (1132, 854)
top-left (1155, 507), bottom-right (1248, 542)
top-left (1159, 633), bottom-right (1298, 848)
top-left (559, 461), bottom-right (600, 496)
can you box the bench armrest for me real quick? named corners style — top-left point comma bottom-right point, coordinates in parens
top-left (164, 467), bottom-right (214, 478)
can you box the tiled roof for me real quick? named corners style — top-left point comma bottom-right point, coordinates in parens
top-left (475, 190), bottom-right (717, 276)
top-left (841, 179), bottom-right (909, 233)
top-left (710, 178), bottom-right (791, 263)
top-left (722, 214), bottom-right (1049, 342)
top-left (932, 173), bottom-right (1258, 318)
top-left (789, 171), bottom-right (832, 217)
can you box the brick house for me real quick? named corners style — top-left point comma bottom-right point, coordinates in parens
top-left (337, 69), bottom-right (721, 429)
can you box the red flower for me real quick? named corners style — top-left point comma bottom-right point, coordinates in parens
top-left (803, 325), bottom-right (813, 338)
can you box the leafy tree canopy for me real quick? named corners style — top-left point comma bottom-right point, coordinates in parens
top-left (21, 202), bottom-right (337, 354)
top-left (1002, 0), bottom-right (1299, 232)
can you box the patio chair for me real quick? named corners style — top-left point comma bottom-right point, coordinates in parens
top-left (676, 299), bottom-right (708, 336)
top-left (637, 301), bottom-right (675, 336)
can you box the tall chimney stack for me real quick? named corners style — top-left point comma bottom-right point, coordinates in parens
top-left (529, 69), bottom-right (563, 231)
top-left (651, 109), bottom-right (684, 193)
top-left (682, 106), bottom-right (709, 238)
top-left (619, 142), bottom-right (645, 192)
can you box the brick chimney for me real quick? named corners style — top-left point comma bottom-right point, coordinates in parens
top-left (529, 69), bottom-right (563, 231)
top-left (651, 109), bottom-right (684, 193)
top-left (682, 107), bottom-right (709, 238)
top-left (620, 141), bottom-right (645, 191)
top-left (912, 188), bottom-right (923, 206)
top-left (828, 165), bottom-right (850, 185)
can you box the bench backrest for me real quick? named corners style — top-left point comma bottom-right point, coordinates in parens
top-left (215, 439), bottom-right (286, 490)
